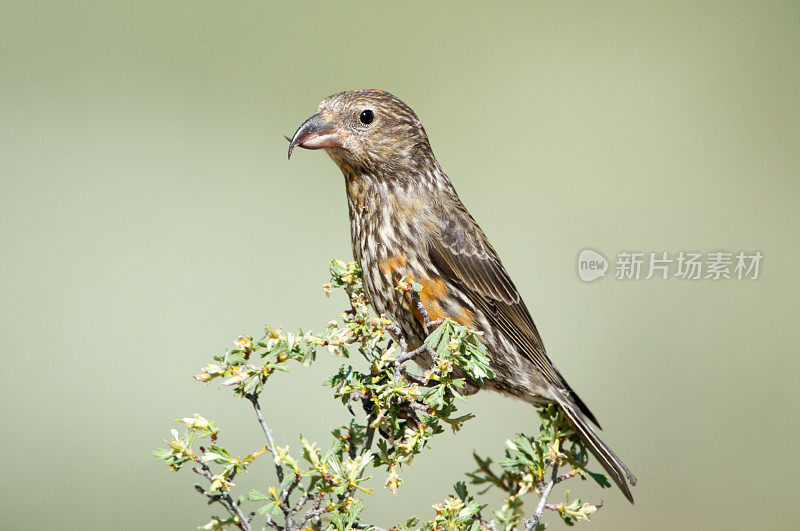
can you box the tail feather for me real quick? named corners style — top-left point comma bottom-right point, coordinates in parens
top-left (552, 392), bottom-right (637, 503)
top-left (553, 366), bottom-right (601, 428)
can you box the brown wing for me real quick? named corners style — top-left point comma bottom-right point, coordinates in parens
top-left (428, 200), bottom-right (600, 426)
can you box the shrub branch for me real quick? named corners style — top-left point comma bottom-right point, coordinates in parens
top-left (155, 259), bottom-right (609, 530)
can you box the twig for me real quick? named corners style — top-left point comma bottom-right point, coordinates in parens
top-left (193, 465), bottom-right (253, 531)
top-left (394, 342), bottom-right (435, 365)
top-left (291, 489), bottom-right (310, 514)
top-left (301, 493), bottom-right (326, 525)
top-left (385, 322), bottom-right (408, 352)
top-left (281, 474), bottom-right (300, 506)
top-left (247, 393), bottom-right (302, 529)
top-left (247, 393), bottom-right (285, 484)
top-left (262, 515), bottom-right (280, 530)
top-left (525, 463), bottom-right (559, 530)
top-left (363, 425), bottom-right (376, 454)
top-left (554, 470), bottom-right (576, 484)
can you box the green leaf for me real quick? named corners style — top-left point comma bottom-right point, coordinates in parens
top-left (454, 480), bottom-right (468, 500)
top-left (247, 489), bottom-right (269, 501)
top-left (404, 516), bottom-right (420, 528)
top-left (587, 470), bottom-right (612, 488)
top-left (153, 448), bottom-right (171, 460)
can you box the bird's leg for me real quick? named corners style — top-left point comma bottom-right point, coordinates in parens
top-left (383, 312), bottom-right (437, 380)
top-left (409, 289), bottom-right (443, 334)
top-left (379, 296), bottom-right (440, 388)
top-left (392, 343), bottom-right (437, 389)
top-left (426, 317), bottom-right (444, 331)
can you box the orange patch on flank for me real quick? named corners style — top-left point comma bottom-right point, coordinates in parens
top-left (453, 306), bottom-right (475, 328)
top-left (378, 254), bottom-right (408, 279)
top-left (412, 276), bottom-right (467, 326)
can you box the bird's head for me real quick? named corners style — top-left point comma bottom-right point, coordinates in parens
top-left (287, 90), bottom-right (433, 176)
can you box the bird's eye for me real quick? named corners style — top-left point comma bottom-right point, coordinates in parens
top-left (359, 109), bottom-right (374, 125)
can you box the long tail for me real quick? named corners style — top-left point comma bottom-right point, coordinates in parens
top-left (552, 392), bottom-right (638, 503)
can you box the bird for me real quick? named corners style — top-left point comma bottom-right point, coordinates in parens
top-left (286, 89), bottom-right (637, 502)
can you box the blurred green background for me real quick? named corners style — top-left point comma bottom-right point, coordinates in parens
top-left (2, 1), bottom-right (799, 529)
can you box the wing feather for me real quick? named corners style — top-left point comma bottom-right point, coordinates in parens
top-left (428, 200), bottom-right (600, 426)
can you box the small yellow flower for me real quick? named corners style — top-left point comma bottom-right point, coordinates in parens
top-left (233, 335), bottom-right (252, 350)
top-left (197, 517), bottom-right (225, 530)
top-left (176, 414), bottom-right (210, 430)
top-left (443, 496), bottom-right (463, 511)
top-left (208, 474), bottom-right (233, 493)
top-left (384, 464), bottom-right (403, 495)
top-left (221, 373), bottom-right (247, 386)
top-left (166, 428), bottom-right (192, 456)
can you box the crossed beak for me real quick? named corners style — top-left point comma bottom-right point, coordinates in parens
top-left (286, 113), bottom-right (343, 160)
